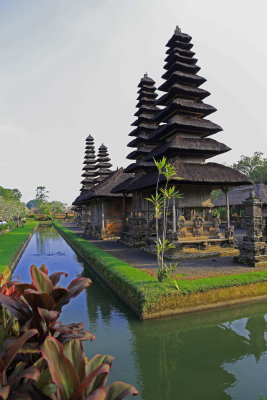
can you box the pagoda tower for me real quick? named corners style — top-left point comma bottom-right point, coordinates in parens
top-left (143, 26), bottom-right (230, 164)
top-left (95, 144), bottom-right (112, 183)
top-left (80, 135), bottom-right (98, 193)
top-left (124, 74), bottom-right (159, 174)
top-left (113, 26), bottom-right (251, 252)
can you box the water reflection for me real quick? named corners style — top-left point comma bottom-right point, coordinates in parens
top-left (14, 226), bottom-right (267, 400)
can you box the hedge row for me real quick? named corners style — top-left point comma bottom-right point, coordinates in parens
top-left (54, 222), bottom-right (267, 318)
top-left (0, 220), bottom-right (38, 272)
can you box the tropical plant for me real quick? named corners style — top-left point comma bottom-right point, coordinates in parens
top-left (147, 157), bottom-right (182, 281)
top-left (0, 265), bottom-right (138, 399)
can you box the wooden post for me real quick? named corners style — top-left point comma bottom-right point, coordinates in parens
top-left (101, 202), bottom-right (105, 231)
top-left (147, 197), bottom-right (150, 229)
top-left (224, 188), bottom-right (230, 230)
top-left (172, 197), bottom-right (176, 232)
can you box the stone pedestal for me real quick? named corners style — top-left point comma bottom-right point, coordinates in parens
top-left (234, 190), bottom-right (267, 267)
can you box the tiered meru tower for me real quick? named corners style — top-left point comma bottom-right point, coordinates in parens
top-left (80, 135), bottom-right (98, 193)
top-left (125, 74), bottom-right (159, 174)
top-left (95, 144), bottom-right (112, 184)
top-left (113, 26), bottom-right (251, 252)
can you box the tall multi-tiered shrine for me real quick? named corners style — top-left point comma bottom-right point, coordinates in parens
top-left (113, 27), bottom-right (252, 254)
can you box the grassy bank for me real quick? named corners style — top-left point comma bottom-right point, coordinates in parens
top-left (0, 220), bottom-right (38, 272)
top-left (54, 222), bottom-right (267, 319)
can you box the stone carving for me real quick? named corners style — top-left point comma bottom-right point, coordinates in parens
top-left (177, 216), bottom-right (186, 238)
top-left (193, 216), bottom-right (204, 236)
top-left (234, 190), bottom-right (267, 267)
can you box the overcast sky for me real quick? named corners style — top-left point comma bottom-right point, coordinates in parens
top-left (0, 0), bottom-right (267, 205)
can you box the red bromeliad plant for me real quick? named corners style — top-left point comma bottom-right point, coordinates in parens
top-left (0, 265), bottom-right (138, 400)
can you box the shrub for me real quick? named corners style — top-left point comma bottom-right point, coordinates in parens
top-left (0, 265), bottom-right (138, 399)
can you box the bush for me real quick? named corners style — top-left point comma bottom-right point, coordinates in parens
top-left (0, 265), bottom-right (138, 399)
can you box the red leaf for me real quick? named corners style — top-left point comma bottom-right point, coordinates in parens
top-left (105, 382), bottom-right (139, 400)
top-left (40, 264), bottom-right (49, 275)
top-left (30, 265), bottom-right (54, 294)
top-left (0, 294), bottom-right (32, 323)
top-left (49, 272), bottom-right (68, 286)
top-left (24, 289), bottom-right (55, 310)
top-left (0, 386), bottom-right (10, 400)
top-left (70, 363), bottom-right (110, 400)
top-left (2, 329), bottom-right (38, 383)
top-left (85, 387), bottom-right (106, 400)
top-left (41, 336), bottom-right (79, 399)
top-left (9, 365), bottom-right (40, 385)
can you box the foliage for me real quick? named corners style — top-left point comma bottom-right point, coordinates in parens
top-left (0, 265), bottom-right (138, 399)
top-left (0, 221), bottom-right (38, 273)
top-left (39, 201), bottom-right (67, 217)
top-left (54, 222), bottom-right (267, 316)
top-left (0, 197), bottom-right (27, 225)
top-left (0, 187), bottom-right (22, 202)
top-left (26, 199), bottom-right (38, 210)
top-left (231, 151), bottom-right (267, 184)
top-left (35, 186), bottom-right (49, 212)
top-left (147, 157), bottom-right (182, 281)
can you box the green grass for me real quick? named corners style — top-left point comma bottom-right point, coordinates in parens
top-left (54, 222), bottom-right (267, 317)
top-left (0, 221), bottom-right (38, 272)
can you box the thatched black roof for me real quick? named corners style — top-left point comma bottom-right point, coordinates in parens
top-left (144, 137), bottom-right (230, 161)
top-left (74, 168), bottom-right (134, 204)
top-left (148, 115), bottom-right (222, 142)
top-left (213, 183), bottom-right (267, 207)
top-left (154, 98), bottom-right (217, 121)
top-left (137, 74), bottom-right (155, 87)
top-left (124, 161), bottom-right (154, 174)
top-left (159, 71), bottom-right (206, 92)
top-left (115, 161), bottom-right (252, 193)
top-left (157, 84), bottom-right (210, 106)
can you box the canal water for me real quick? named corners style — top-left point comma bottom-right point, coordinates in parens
top-left (15, 225), bottom-right (267, 400)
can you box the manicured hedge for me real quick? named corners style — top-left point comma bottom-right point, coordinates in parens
top-left (0, 221), bottom-right (38, 272)
top-left (54, 222), bottom-right (267, 318)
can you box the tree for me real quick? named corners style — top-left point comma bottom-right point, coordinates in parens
top-left (0, 186), bottom-right (22, 201)
top-left (231, 152), bottom-right (267, 184)
top-left (35, 186), bottom-right (49, 211)
top-left (26, 199), bottom-right (38, 210)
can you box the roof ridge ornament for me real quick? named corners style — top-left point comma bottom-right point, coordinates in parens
top-left (175, 25), bottom-right (181, 34)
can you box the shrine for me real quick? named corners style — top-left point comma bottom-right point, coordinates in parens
top-left (112, 27), bottom-right (252, 257)
top-left (73, 139), bottom-right (132, 239)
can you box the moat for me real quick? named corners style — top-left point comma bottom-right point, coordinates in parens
top-left (15, 225), bottom-right (267, 400)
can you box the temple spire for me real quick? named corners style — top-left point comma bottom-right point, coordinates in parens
top-left (124, 73), bottom-right (159, 174)
top-left (80, 135), bottom-right (98, 193)
top-left (95, 144), bottom-right (112, 183)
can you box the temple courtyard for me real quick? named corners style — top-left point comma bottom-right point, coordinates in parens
top-left (64, 222), bottom-right (266, 279)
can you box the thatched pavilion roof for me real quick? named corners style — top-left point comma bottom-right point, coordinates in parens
top-left (112, 161), bottom-right (252, 194)
top-left (213, 183), bottom-right (267, 207)
top-left (73, 168), bottom-right (134, 205)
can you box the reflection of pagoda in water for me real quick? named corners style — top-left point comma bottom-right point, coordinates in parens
top-left (127, 307), bottom-right (267, 400)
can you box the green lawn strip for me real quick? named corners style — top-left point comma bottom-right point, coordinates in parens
top-left (0, 221), bottom-right (38, 272)
top-left (54, 222), bottom-right (267, 313)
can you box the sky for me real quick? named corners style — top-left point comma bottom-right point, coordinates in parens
top-left (0, 0), bottom-right (267, 205)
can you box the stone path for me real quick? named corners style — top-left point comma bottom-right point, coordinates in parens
top-left (63, 223), bottom-right (266, 279)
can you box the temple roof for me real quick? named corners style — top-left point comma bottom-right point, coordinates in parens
top-left (124, 161), bottom-right (155, 174)
top-left (154, 98), bottom-right (216, 121)
top-left (137, 74), bottom-right (155, 87)
top-left (148, 115), bottom-right (222, 142)
top-left (157, 84), bottom-right (210, 105)
top-left (144, 137), bottom-right (230, 160)
top-left (213, 183), bottom-right (267, 207)
top-left (74, 168), bottom-right (134, 204)
top-left (114, 161), bottom-right (252, 193)
top-left (158, 71), bottom-right (206, 92)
